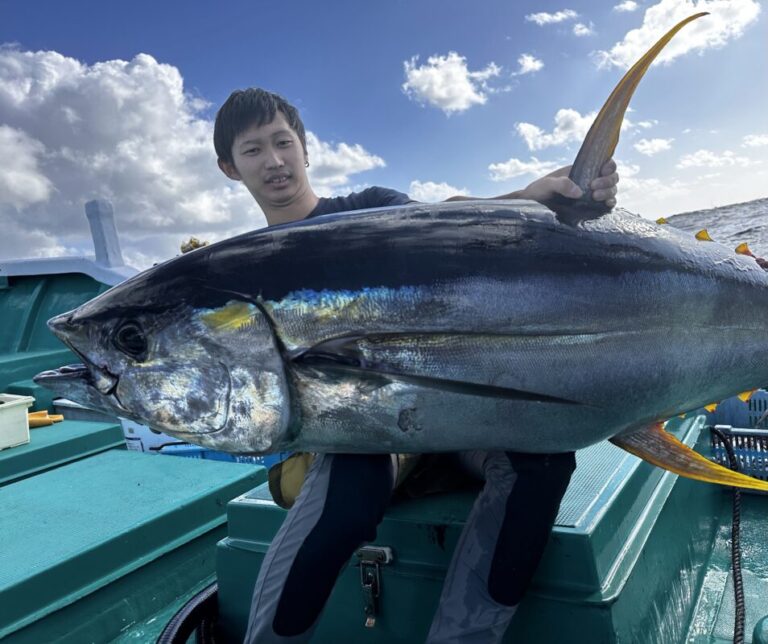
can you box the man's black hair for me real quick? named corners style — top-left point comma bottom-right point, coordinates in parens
top-left (214, 88), bottom-right (307, 165)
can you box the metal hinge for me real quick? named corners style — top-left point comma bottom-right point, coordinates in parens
top-left (356, 545), bottom-right (394, 628)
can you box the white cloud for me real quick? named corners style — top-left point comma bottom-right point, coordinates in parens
top-left (633, 137), bottom-right (674, 156)
top-left (614, 1), bottom-right (640, 11)
top-left (488, 157), bottom-right (560, 181)
top-left (573, 22), bottom-right (596, 37)
top-left (516, 108), bottom-right (597, 151)
top-left (676, 149), bottom-right (756, 168)
top-left (0, 48), bottom-right (245, 256)
top-left (402, 52), bottom-right (501, 114)
top-left (306, 132), bottom-right (385, 196)
top-left (514, 54), bottom-right (544, 75)
top-left (616, 161), bottom-right (641, 178)
top-left (0, 125), bottom-right (53, 209)
top-left (408, 180), bottom-right (466, 202)
top-left (743, 134), bottom-right (768, 147)
top-left (516, 106), bottom-right (656, 152)
top-left (612, 161), bottom-right (693, 214)
top-left (525, 9), bottom-right (578, 25)
top-left (622, 176), bottom-right (691, 208)
top-left (595, 0), bottom-right (761, 69)
top-left (0, 48), bottom-right (386, 267)
top-left (0, 213), bottom-right (78, 259)
top-left (614, 160), bottom-right (768, 219)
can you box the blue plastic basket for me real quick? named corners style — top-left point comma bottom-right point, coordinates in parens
top-left (158, 444), bottom-right (290, 469)
top-left (709, 425), bottom-right (768, 483)
top-left (705, 389), bottom-right (768, 428)
top-left (703, 391), bottom-right (768, 489)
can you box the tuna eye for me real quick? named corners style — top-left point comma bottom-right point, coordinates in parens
top-left (113, 322), bottom-right (147, 360)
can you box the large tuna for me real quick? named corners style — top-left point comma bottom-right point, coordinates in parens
top-left (35, 13), bottom-right (768, 491)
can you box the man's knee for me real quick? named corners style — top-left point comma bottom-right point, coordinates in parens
top-left (487, 451), bottom-right (576, 606)
top-left (272, 454), bottom-right (393, 636)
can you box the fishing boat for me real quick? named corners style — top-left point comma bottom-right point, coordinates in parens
top-left (1, 202), bottom-right (767, 644)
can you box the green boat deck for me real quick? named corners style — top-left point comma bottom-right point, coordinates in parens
top-left (0, 419), bottom-right (125, 486)
top-left (0, 427), bottom-right (265, 643)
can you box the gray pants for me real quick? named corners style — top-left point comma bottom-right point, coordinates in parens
top-left (244, 450), bottom-right (574, 643)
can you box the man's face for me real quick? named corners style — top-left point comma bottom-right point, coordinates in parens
top-left (222, 112), bottom-right (310, 211)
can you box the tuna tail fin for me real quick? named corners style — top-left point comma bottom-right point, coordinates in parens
top-left (610, 422), bottom-right (768, 492)
top-left (550, 12), bottom-right (708, 226)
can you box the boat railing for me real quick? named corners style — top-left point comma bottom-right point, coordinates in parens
top-left (0, 199), bottom-right (137, 287)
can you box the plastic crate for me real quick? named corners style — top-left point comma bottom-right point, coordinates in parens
top-left (158, 443), bottom-right (290, 469)
top-left (0, 394), bottom-right (35, 450)
top-left (705, 389), bottom-right (768, 428)
top-left (709, 424), bottom-right (768, 482)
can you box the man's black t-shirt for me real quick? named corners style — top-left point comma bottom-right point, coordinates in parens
top-left (305, 186), bottom-right (413, 219)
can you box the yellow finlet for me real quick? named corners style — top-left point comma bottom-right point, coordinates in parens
top-left (611, 422), bottom-right (768, 492)
top-left (737, 390), bottom-right (757, 403)
top-left (735, 242), bottom-right (754, 256)
top-left (704, 402), bottom-right (718, 413)
top-left (695, 229), bottom-right (713, 242)
top-left (656, 217), bottom-right (669, 225)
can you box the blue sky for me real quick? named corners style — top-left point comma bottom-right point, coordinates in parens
top-left (0, 0), bottom-right (765, 268)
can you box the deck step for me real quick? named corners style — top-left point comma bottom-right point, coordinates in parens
top-left (0, 419), bottom-right (125, 486)
top-left (0, 449), bottom-right (265, 643)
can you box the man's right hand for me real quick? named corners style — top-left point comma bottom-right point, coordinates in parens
top-left (518, 159), bottom-right (618, 208)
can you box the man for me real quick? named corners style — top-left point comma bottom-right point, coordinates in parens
top-left (215, 88), bottom-right (618, 643)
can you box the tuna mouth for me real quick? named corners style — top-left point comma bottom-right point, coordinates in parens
top-left (34, 363), bottom-right (91, 383)
top-left (44, 328), bottom-right (126, 406)
top-left (34, 363), bottom-right (130, 414)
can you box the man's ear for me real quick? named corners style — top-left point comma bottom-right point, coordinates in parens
top-left (218, 158), bottom-right (242, 181)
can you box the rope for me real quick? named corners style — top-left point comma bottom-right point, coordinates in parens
top-left (711, 427), bottom-right (745, 644)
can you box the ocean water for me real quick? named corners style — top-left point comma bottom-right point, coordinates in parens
top-left (664, 196), bottom-right (768, 258)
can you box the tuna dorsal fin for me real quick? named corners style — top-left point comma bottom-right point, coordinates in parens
top-left (610, 422), bottom-right (768, 492)
top-left (551, 12), bottom-right (708, 226)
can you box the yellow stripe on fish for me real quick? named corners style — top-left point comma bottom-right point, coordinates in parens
top-left (200, 301), bottom-right (259, 331)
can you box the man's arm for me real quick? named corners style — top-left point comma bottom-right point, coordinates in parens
top-left (444, 159), bottom-right (619, 208)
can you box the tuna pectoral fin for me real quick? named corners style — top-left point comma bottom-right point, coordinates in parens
top-left (301, 359), bottom-right (584, 405)
top-left (551, 12), bottom-right (708, 225)
top-left (610, 423), bottom-right (768, 492)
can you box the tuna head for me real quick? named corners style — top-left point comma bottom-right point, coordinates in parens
top-left (34, 274), bottom-right (292, 453)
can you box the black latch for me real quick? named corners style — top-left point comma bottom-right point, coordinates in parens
top-left (356, 545), bottom-right (393, 627)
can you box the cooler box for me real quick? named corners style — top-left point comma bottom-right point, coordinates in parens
top-left (159, 443), bottom-right (290, 469)
top-left (0, 393), bottom-right (35, 450)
